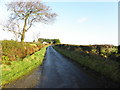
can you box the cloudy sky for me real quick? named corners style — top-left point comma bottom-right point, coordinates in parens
top-left (0, 0), bottom-right (118, 45)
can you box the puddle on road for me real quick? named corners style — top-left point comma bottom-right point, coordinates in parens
top-left (3, 66), bottom-right (42, 88)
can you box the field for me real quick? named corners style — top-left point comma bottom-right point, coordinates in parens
top-left (53, 44), bottom-right (120, 83)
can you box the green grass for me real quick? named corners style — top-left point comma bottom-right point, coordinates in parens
top-left (54, 46), bottom-right (120, 83)
top-left (0, 46), bottom-right (47, 86)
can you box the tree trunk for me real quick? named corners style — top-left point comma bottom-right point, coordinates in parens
top-left (21, 18), bottom-right (27, 42)
top-left (21, 31), bottom-right (25, 42)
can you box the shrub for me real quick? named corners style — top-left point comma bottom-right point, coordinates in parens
top-left (2, 40), bottom-right (25, 61)
top-left (55, 44), bottom-right (119, 62)
top-left (1, 40), bottom-right (44, 61)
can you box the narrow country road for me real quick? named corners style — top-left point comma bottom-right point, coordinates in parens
top-left (35, 46), bottom-right (103, 88)
top-left (4, 46), bottom-right (104, 88)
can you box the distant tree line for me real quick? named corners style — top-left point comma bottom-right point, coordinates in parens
top-left (38, 38), bottom-right (60, 44)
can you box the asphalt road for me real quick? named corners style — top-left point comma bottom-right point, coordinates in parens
top-left (4, 46), bottom-right (104, 88)
top-left (35, 46), bottom-right (103, 88)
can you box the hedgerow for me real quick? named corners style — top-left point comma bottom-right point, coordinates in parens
top-left (54, 45), bottom-right (120, 83)
top-left (1, 46), bottom-right (47, 86)
top-left (1, 40), bottom-right (45, 62)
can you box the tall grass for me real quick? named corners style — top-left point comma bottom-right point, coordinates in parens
top-left (54, 46), bottom-right (120, 83)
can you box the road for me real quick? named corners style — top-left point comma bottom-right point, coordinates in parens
top-left (35, 46), bottom-right (103, 88)
top-left (4, 46), bottom-right (104, 88)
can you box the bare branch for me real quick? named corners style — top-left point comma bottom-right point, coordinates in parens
top-left (5, 1), bottom-right (57, 42)
top-left (26, 18), bottom-right (36, 31)
top-left (3, 25), bottom-right (22, 35)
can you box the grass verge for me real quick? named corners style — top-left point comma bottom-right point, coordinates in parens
top-left (53, 46), bottom-right (120, 83)
top-left (0, 46), bottom-right (47, 87)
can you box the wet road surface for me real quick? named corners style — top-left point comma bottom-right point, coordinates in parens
top-left (35, 46), bottom-right (103, 88)
top-left (4, 46), bottom-right (104, 88)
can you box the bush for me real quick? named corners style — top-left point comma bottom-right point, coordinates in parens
top-left (2, 40), bottom-right (25, 61)
top-left (55, 44), bottom-right (119, 62)
top-left (1, 40), bottom-right (44, 61)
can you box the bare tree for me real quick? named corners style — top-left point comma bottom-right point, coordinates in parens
top-left (4, 1), bottom-right (57, 42)
top-left (2, 19), bottom-right (21, 41)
